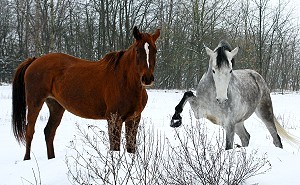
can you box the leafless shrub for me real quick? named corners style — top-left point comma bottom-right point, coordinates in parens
top-left (66, 120), bottom-right (166, 185)
top-left (66, 123), bottom-right (127, 185)
top-left (21, 154), bottom-right (42, 185)
top-left (128, 122), bottom-right (166, 185)
top-left (66, 117), bottom-right (271, 185)
top-left (161, 116), bottom-right (271, 185)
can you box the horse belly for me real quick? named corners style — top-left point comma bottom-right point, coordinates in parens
top-left (56, 95), bottom-right (106, 119)
top-left (51, 78), bottom-right (107, 119)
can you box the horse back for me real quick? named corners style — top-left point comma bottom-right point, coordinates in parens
top-left (233, 69), bottom-right (270, 93)
top-left (230, 69), bottom-right (271, 107)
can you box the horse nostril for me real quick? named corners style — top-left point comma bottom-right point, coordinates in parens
top-left (151, 75), bottom-right (154, 82)
top-left (142, 75), bottom-right (146, 82)
top-left (216, 98), bottom-right (228, 104)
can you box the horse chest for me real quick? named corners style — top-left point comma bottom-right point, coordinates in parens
top-left (201, 102), bottom-right (231, 125)
top-left (106, 88), bottom-right (147, 120)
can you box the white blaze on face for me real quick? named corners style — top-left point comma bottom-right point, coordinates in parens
top-left (212, 66), bottom-right (232, 103)
top-left (144, 42), bottom-right (150, 68)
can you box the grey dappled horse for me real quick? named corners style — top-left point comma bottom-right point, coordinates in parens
top-left (170, 40), bottom-right (292, 150)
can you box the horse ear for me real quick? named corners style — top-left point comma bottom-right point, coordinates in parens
top-left (225, 47), bottom-right (239, 60)
top-left (152, 28), bottom-right (160, 42)
top-left (205, 46), bottom-right (215, 58)
top-left (133, 26), bottom-right (142, 40)
top-left (231, 47), bottom-right (239, 57)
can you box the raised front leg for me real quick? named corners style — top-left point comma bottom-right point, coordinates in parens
top-left (107, 113), bottom-right (123, 151)
top-left (170, 91), bottom-right (195, 127)
top-left (125, 116), bottom-right (140, 153)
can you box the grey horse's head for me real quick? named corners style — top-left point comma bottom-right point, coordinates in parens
top-left (204, 41), bottom-right (239, 104)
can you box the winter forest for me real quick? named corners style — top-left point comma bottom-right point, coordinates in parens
top-left (0, 0), bottom-right (299, 90)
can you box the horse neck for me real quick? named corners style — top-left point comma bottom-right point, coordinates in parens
top-left (118, 45), bottom-right (142, 88)
top-left (204, 65), bottom-right (213, 79)
top-left (198, 67), bottom-right (214, 92)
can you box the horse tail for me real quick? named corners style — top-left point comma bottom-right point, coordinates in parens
top-left (12, 57), bottom-right (36, 144)
top-left (274, 117), bottom-right (300, 147)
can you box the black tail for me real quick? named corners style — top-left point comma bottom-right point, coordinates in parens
top-left (12, 57), bottom-right (36, 144)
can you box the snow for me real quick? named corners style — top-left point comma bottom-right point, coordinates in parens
top-left (1, 85), bottom-right (300, 184)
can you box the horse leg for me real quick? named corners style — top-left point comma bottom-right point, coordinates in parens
top-left (234, 121), bottom-right (250, 147)
top-left (107, 113), bottom-right (123, 151)
top-left (224, 123), bottom-right (235, 150)
top-left (171, 91), bottom-right (196, 127)
top-left (24, 101), bottom-right (44, 160)
top-left (44, 98), bottom-right (65, 159)
top-left (125, 116), bottom-right (140, 153)
top-left (255, 96), bottom-right (283, 148)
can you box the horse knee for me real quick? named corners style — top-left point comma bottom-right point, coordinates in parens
top-left (184, 91), bottom-right (194, 98)
top-left (175, 104), bottom-right (183, 113)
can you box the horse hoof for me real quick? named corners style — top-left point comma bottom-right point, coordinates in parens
top-left (235, 144), bottom-right (242, 148)
top-left (23, 156), bottom-right (31, 160)
top-left (170, 119), bottom-right (182, 127)
top-left (171, 113), bottom-right (182, 127)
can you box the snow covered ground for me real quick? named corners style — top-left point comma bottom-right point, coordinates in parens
top-left (1, 84), bottom-right (300, 184)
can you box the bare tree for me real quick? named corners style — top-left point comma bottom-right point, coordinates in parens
top-left (2, 0), bottom-right (300, 90)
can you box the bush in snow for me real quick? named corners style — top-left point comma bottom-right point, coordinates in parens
top-left (66, 120), bottom-right (165, 185)
top-left (161, 116), bottom-right (271, 185)
top-left (66, 117), bottom-right (271, 185)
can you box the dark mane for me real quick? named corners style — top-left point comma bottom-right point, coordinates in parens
top-left (100, 50), bottom-right (125, 70)
top-left (215, 40), bottom-right (235, 68)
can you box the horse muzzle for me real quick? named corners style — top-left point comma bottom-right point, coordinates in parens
top-left (216, 97), bottom-right (228, 104)
top-left (141, 74), bottom-right (154, 87)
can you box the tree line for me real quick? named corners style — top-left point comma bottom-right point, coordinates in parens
top-left (1, 0), bottom-right (299, 91)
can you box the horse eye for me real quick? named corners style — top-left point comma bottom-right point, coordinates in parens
top-left (230, 70), bottom-right (232, 73)
top-left (212, 69), bottom-right (215, 74)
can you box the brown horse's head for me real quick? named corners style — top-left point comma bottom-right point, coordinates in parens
top-left (133, 26), bottom-right (160, 87)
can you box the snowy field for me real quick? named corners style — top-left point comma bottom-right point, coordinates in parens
top-left (1, 84), bottom-right (300, 184)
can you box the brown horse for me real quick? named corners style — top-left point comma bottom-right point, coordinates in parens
top-left (12, 26), bottom-right (160, 160)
